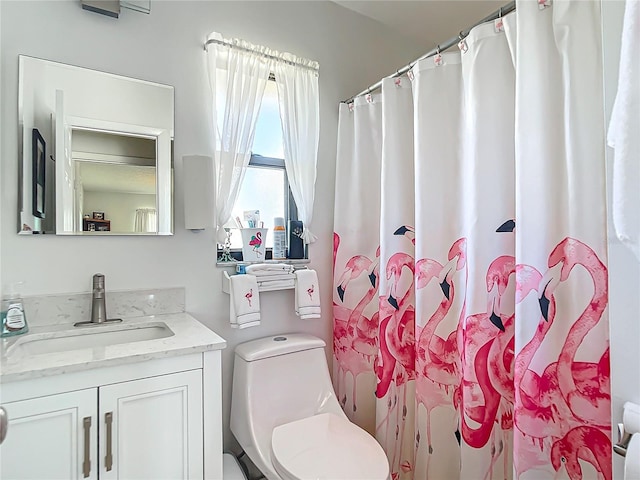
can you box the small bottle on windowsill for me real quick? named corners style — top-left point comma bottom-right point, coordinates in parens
top-left (273, 217), bottom-right (287, 260)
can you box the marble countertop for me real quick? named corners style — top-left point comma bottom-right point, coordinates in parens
top-left (0, 313), bottom-right (226, 383)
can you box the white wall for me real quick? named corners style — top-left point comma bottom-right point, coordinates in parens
top-left (601, 1), bottom-right (640, 477)
top-left (0, 0), bottom-right (424, 450)
top-left (82, 191), bottom-right (156, 232)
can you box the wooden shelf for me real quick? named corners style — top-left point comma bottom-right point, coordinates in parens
top-left (83, 218), bottom-right (110, 232)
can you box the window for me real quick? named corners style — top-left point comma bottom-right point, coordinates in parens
top-left (222, 80), bottom-right (298, 255)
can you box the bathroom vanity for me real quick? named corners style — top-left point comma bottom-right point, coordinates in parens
top-left (0, 295), bottom-right (226, 480)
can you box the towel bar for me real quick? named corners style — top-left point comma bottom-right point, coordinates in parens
top-left (222, 271), bottom-right (296, 294)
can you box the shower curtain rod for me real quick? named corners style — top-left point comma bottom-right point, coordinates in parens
top-left (342, 0), bottom-right (516, 104)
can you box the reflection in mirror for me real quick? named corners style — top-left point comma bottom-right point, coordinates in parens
top-left (18, 55), bottom-right (174, 235)
top-left (73, 129), bottom-right (157, 234)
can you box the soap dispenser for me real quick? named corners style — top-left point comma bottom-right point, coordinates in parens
top-left (1, 282), bottom-right (29, 337)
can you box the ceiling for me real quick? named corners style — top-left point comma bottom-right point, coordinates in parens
top-left (333, 1), bottom-right (506, 50)
top-left (80, 162), bottom-right (156, 195)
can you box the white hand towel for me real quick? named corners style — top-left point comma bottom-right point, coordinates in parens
top-left (299, 313), bottom-right (321, 320)
top-left (608, 0), bottom-right (640, 260)
top-left (297, 306), bottom-right (321, 315)
top-left (229, 274), bottom-right (261, 329)
top-left (295, 269), bottom-right (320, 317)
top-left (245, 263), bottom-right (294, 274)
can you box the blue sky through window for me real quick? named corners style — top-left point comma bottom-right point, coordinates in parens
top-left (230, 80), bottom-right (285, 249)
top-left (252, 81), bottom-right (284, 159)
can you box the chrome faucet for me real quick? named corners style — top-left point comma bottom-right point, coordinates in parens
top-left (74, 274), bottom-right (122, 327)
top-left (91, 273), bottom-right (107, 323)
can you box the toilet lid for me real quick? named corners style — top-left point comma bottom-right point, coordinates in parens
top-left (271, 413), bottom-right (389, 480)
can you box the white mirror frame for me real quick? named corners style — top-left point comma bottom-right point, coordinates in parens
top-left (55, 103), bottom-right (172, 235)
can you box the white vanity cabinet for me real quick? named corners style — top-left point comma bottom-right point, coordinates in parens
top-left (1, 388), bottom-right (97, 480)
top-left (0, 351), bottom-right (223, 480)
top-left (99, 370), bottom-right (203, 480)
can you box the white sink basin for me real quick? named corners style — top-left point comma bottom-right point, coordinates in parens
top-left (11, 322), bottom-right (174, 356)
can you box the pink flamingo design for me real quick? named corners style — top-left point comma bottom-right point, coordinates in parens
top-left (381, 253), bottom-right (416, 379)
top-left (513, 262), bottom-right (578, 480)
top-left (513, 268), bottom-right (592, 479)
top-left (377, 247), bottom-right (415, 477)
top-left (550, 426), bottom-right (612, 480)
top-left (307, 284), bottom-right (315, 301)
top-left (376, 253), bottom-right (415, 387)
top-left (456, 343), bottom-right (501, 449)
top-left (414, 257), bottom-right (457, 476)
top-left (514, 239), bottom-right (611, 479)
top-left (423, 238), bottom-right (467, 378)
top-left (393, 225), bottom-right (416, 245)
top-left (483, 256), bottom-right (517, 478)
top-left (513, 263), bottom-right (567, 444)
top-left (457, 255), bottom-right (520, 457)
top-left (332, 233), bottom-right (380, 415)
top-left (336, 254), bottom-right (377, 302)
top-left (547, 238), bottom-right (610, 428)
top-left (347, 272), bottom-right (379, 357)
top-left (245, 289), bottom-right (253, 307)
top-left (337, 259), bottom-right (380, 413)
top-left (248, 231), bottom-right (262, 246)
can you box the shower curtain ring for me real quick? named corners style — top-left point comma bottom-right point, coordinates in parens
top-left (459, 31), bottom-right (465, 40)
top-left (499, 7), bottom-right (503, 17)
top-left (436, 45), bottom-right (441, 55)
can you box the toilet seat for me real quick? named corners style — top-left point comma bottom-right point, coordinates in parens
top-left (271, 413), bottom-right (389, 480)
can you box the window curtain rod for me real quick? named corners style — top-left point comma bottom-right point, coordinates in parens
top-left (204, 37), bottom-right (319, 73)
top-left (342, 0), bottom-right (516, 104)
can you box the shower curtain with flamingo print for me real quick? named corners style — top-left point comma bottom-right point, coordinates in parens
top-left (333, 1), bottom-right (612, 479)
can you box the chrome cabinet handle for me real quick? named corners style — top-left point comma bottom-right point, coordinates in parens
top-left (105, 412), bottom-right (113, 471)
top-left (0, 407), bottom-right (7, 444)
top-left (82, 416), bottom-right (92, 478)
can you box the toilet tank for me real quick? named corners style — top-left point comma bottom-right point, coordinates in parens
top-left (230, 334), bottom-right (345, 456)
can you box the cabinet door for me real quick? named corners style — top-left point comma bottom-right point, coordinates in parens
top-left (99, 370), bottom-right (203, 480)
top-left (0, 389), bottom-right (97, 480)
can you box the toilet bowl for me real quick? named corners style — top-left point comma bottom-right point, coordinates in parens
top-left (230, 334), bottom-right (389, 480)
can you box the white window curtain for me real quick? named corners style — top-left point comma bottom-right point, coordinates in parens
top-left (134, 208), bottom-right (157, 233)
top-left (274, 55), bottom-right (320, 244)
top-left (206, 32), bottom-right (272, 243)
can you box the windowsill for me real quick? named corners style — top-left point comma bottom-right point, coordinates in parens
top-left (216, 246), bottom-right (308, 266)
top-left (216, 258), bottom-right (310, 267)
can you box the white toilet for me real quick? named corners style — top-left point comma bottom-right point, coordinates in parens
top-left (231, 333), bottom-right (389, 480)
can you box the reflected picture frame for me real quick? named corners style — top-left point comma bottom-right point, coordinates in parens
top-left (31, 128), bottom-right (46, 219)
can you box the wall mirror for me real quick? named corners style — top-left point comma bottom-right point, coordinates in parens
top-left (18, 55), bottom-right (174, 235)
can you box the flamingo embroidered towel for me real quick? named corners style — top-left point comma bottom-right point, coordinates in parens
top-left (294, 269), bottom-right (320, 319)
top-left (229, 274), bottom-right (261, 329)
